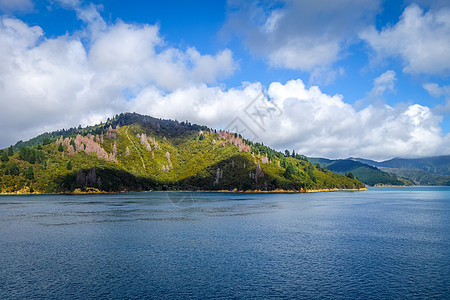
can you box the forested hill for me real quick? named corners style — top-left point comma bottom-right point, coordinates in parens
top-left (12, 113), bottom-right (210, 151)
top-left (349, 156), bottom-right (450, 185)
top-left (351, 156), bottom-right (450, 176)
top-left (308, 158), bottom-right (414, 186)
top-left (0, 113), bottom-right (364, 194)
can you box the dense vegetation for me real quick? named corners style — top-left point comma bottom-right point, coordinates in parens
top-left (12, 113), bottom-right (210, 151)
top-left (0, 113), bottom-right (364, 194)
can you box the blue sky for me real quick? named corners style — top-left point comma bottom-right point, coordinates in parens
top-left (1, 0), bottom-right (449, 160)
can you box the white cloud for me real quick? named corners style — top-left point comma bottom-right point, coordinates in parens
top-left (223, 0), bottom-right (380, 73)
top-left (423, 82), bottom-right (450, 98)
top-left (424, 83), bottom-right (450, 115)
top-left (54, 0), bottom-right (82, 8)
top-left (128, 79), bottom-right (450, 160)
top-left (0, 3), bottom-right (449, 160)
top-left (309, 67), bottom-right (345, 87)
top-left (263, 80), bottom-right (448, 160)
top-left (360, 4), bottom-right (450, 76)
top-left (87, 21), bottom-right (237, 91)
top-left (0, 9), bottom-right (238, 147)
top-left (370, 70), bottom-right (397, 97)
top-left (75, 3), bottom-right (107, 36)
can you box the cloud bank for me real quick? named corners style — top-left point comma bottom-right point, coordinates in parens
top-left (361, 4), bottom-right (450, 76)
top-left (223, 0), bottom-right (380, 72)
top-left (0, 12), bottom-right (237, 147)
top-left (0, 2), bottom-right (449, 160)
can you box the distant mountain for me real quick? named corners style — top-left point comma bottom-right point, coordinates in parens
top-left (380, 168), bottom-right (450, 186)
top-left (0, 113), bottom-right (364, 194)
top-left (347, 157), bottom-right (381, 167)
top-left (309, 158), bottom-right (413, 186)
top-left (379, 156), bottom-right (450, 175)
top-left (350, 156), bottom-right (450, 175)
top-left (349, 156), bottom-right (450, 185)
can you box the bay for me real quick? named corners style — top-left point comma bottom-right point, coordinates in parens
top-left (0, 187), bottom-right (449, 299)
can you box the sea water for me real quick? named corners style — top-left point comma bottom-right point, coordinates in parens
top-left (0, 187), bottom-right (449, 299)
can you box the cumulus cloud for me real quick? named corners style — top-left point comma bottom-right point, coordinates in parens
top-left (0, 7), bottom-right (238, 147)
top-left (128, 79), bottom-right (450, 160)
top-left (87, 21), bottom-right (236, 91)
top-left (262, 80), bottom-right (448, 160)
top-left (223, 0), bottom-right (380, 73)
top-left (360, 4), bottom-right (450, 76)
top-left (1, 2), bottom-right (449, 160)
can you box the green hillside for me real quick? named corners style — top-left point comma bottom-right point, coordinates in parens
top-left (350, 156), bottom-right (450, 185)
top-left (376, 156), bottom-right (450, 175)
top-left (309, 158), bottom-right (413, 186)
top-left (380, 168), bottom-right (450, 186)
top-left (0, 113), bottom-right (364, 194)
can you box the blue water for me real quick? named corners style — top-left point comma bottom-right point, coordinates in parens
top-left (0, 187), bottom-right (449, 299)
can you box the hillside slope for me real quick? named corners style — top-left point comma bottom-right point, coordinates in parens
top-left (309, 158), bottom-right (413, 186)
top-left (350, 156), bottom-right (450, 185)
top-left (0, 113), bottom-right (364, 194)
top-left (380, 168), bottom-right (450, 186)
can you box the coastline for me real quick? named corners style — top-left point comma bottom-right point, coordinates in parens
top-left (196, 187), bottom-right (367, 193)
top-left (1, 187), bottom-right (367, 195)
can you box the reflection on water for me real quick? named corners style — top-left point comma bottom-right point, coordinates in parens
top-left (0, 187), bottom-right (449, 299)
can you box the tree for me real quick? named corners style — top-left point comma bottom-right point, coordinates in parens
top-left (66, 160), bottom-right (72, 170)
top-left (347, 172), bottom-right (355, 179)
top-left (35, 150), bottom-right (45, 164)
top-left (19, 147), bottom-right (37, 164)
top-left (8, 146), bottom-right (13, 156)
top-left (9, 162), bottom-right (20, 176)
top-left (284, 149), bottom-right (290, 157)
top-left (43, 137), bottom-right (52, 145)
top-left (23, 166), bottom-right (34, 180)
top-left (307, 164), bottom-right (316, 183)
top-left (1, 150), bottom-right (9, 162)
top-left (283, 163), bottom-right (297, 179)
top-left (199, 133), bottom-right (205, 140)
top-left (280, 158), bottom-right (287, 168)
top-left (292, 149), bottom-right (296, 157)
top-left (58, 144), bottom-right (64, 152)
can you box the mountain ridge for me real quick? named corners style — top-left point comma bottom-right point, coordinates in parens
top-left (349, 156), bottom-right (450, 175)
top-left (348, 156), bottom-right (450, 185)
top-left (308, 157), bottom-right (413, 186)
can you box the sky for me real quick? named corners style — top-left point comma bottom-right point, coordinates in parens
top-left (0, 0), bottom-right (449, 160)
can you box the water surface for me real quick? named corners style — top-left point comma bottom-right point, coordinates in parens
top-left (0, 187), bottom-right (449, 299)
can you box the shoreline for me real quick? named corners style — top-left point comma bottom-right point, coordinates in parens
top-left (196, 187), bottom-right (367, 193)
top-left (0, 187), bottom-right (367, 195)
